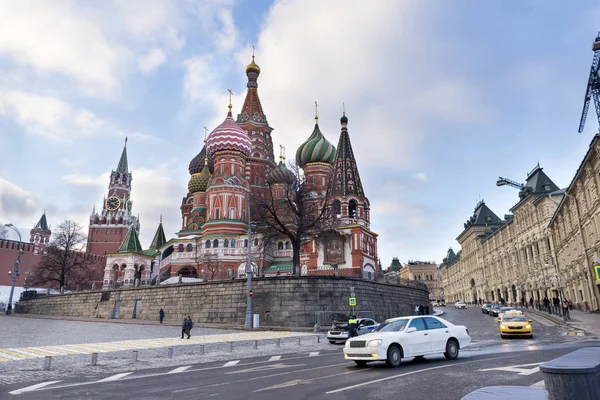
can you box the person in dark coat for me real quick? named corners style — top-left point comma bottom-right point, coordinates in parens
top-left (185, 316), bottom-right (193, 339)
top-left (159, 308), bottom-right (165, 324)
top-left (181, 317), bottom-right (188, 339)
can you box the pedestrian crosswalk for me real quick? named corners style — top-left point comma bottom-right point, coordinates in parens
top-left (0, 331), bottom-right (317, 363)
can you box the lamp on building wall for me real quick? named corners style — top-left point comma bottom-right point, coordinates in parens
top-left (4, 224), bottom-right (23, 315)
top-left (225, 176), bottom-right (253, 328)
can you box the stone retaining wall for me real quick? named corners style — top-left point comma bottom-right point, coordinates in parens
top-left (17, 276), bottom-right (429, 327)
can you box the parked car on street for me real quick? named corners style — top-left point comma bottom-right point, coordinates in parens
top-left (454, 301), bottom-right (467, 309)
top-left (488, 304), bottom-right (503, 317)
top-left (499, 314), bottom-right (533, 339)
top-left (327, 317), bottom-right (379, 343)
top-left (481, 303), bottom-right (493, 314)
top-left (343, 316), bottom-right (471, 367)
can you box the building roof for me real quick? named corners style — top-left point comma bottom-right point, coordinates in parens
top-left (206, 107), bottom-right (252, 157)
top-left (116, 139), bottom-right (128, 173)
top-left (456, 200), bottom-right (503, 241)
top-left (149, 219), bottom-right (167, 249)
top-left (509, 165), bottom-right (561, 211)
top-left (295, 119), bottom-right (336, 168)
top-left (117, 225), bottom-right (144, 254)
top-left (331, 113), bottom-right (365, 198)
top-left (33, 212), bottom-right (49, 231)
top-left (237, 56), bottom-right (269, 126)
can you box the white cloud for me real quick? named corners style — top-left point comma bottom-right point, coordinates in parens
top-left (0, 90), bottom-right (157, 143)
top-left (413, 172), bottom-right (428, 183)
top-left (62, 172), bottom-right (110, 187)
top-left (0, 1), bottom-right (123, 97)
top-left (214, 8), bottom-right (238, 50)
top-left (138, 48), bottom-right (167, 74)
top-left (183, 55), bottom-right (216, 102)
top-left (0, 177), bottom-right (38, 224)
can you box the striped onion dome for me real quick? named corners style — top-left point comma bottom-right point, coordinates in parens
top-left (295, 122), bottom-right (336, 168)
top-left (206, 108), bottom-right (252, 157)
top-left (188, 161), bottom-right (212, 193)
top-left (188, 145), bottom-right (214, 175)
top-left (267, 160), bottom-right (296, 185)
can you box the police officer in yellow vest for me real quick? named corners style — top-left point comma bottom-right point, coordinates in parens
top-left (348, 315), bottom-right (359, 338)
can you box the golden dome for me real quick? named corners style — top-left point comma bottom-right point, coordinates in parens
top-left (246, 56), bottom-right (261, 75)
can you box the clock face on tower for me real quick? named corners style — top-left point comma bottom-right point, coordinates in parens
top-left (105, 196), bottom-right (121, 211)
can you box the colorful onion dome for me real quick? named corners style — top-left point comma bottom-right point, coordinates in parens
top-left (295, 121), bottom-right (336, 168)
top-left (267, 160), bottom-right (296, 185)
top-left (246, 55), bottom-right (261, 76)
top-left (188, 145), bottom-right (214, 175)
top-left (188, 161), bottom-right (212, 193)
top-left (206, 107), bottom-right (252, 157)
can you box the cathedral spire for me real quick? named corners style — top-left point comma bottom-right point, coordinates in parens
top-left (331, 113), bottom-right (364, 197)
top-left (149, 216), bottom-right (167, 249)
top-left (116, 137), bottom-right (128, 173)
top-left (117, 223), bottom-right (143, 253)
top-left (237, 55), bottom-right (267, 125)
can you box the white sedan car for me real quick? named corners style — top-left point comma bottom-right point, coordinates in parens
top-left (343, 316), bottom-right (471, 367)
top-left (455, 301), bottom-right (467, 309)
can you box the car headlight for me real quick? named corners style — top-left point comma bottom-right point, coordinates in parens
top-left (500, 325), bottom-right (506, 329)
top-left (525, 324), bottom-right (531, 329)
top-left (367, 339), bottom-right (382, 347)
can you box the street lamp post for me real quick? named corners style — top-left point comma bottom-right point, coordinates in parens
top-left (4, 224), bottom-right (23, 315)
top-left (225, 177), bottom-right (253, 328)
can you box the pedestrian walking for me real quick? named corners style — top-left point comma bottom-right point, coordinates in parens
top-left (415, 305), bottom-right (420, 315)
top-left (529, 297), bottom-right (534, 308)
top-left (181, 317), bottom-right (188, 339)
top-left (185, 316), bottom-right (194, 339)
top-left (424, 305), bottom-right (429, 315)
top-left (159, 308), bottom-right (165, 324)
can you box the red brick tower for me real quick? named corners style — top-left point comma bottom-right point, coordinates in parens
top-left (236, 56), bottom-right (276, 199)
top-left (30, 212), bottom-right (51, 251)
top-left (87, 139), bottom-right (139, 255)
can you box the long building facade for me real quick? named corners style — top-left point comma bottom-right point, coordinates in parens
top-left (98, 57), bottom-right (379, 290)
top-left (441, 158), bottom-right (600, 311)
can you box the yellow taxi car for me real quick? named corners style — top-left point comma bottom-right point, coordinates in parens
top-left (499, 313), bottom-right (533, 339)
top-left (496, 309), bottom-right (521, 323)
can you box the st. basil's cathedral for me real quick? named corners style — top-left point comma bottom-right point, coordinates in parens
top-left (92, 57), bottom-right (379, 290)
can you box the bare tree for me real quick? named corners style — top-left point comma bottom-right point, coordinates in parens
top-left (30, 220), bottom-right (101, 291)
top-left (252, 163), bottom-right (334, 276)
top-left (196, 251), bottom-right (221, 281)
top-left (0, 224), bottom-right (7, 240)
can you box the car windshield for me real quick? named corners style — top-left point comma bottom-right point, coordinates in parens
top-left (374, 319), bottom-right (408, 332)
top-left (503, 316), bottom-right (527, 322)
top-left (500, 308), bottom-right (514, 312)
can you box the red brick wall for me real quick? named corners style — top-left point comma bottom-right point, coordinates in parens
top-left (87, 226), bottom-right (128, 255)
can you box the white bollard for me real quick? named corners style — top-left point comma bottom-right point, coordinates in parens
top-left (253, 340), bottom-right (258, 350)
top-left (228, 342), bottom-right (233, 352)
top-left (200, 345), bottom-right (205, 355)
top-left (167, 347), bottom-right (173, 359)
top-left (276, 339), bottom-right (281, 348)
top-left (91, 353), bottom-right (98, 366)
top-left (43, 356), bottom-right (52, 370)
top-left (253, 314), bottom-right (260, 328)
top-left (132, 350), bottom-right (138, 362)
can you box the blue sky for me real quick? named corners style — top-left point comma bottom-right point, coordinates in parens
top-left (1, 0), bottom-right (599, 268)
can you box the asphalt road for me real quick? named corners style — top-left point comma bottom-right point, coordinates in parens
top-left (4, 307), bottom-right (598, 400)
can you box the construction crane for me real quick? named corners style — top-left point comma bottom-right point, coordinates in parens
top-left (496, 177), bottom-right (524, 190)
top-left (578, 32), bottom-right (600, 133)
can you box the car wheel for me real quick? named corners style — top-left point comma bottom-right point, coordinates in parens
top-left (354, 360), bottom-right (368, 367)
top-left (328, 340), bottom-right (336, 344)
top-left (444, 339), bottom-right (459, 360)
top-left (385, 345), bottom-right (402, 367)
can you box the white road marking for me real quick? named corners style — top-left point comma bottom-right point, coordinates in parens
top-left (225, 363), bottom-right (305, 375)
top-left (309, 352), bottom-right (319, 357)
top-left (0, 351), bottom-right (24, 360)
top-left (479, 362), bottom-right (542, 376)
top-left (28, 347), bottom-right (72, 356)
top-left (167, 366), bottom-right (193, 374)
top-left (47, 345), bottom-right (90, 354)
top-left (255, 366), bottom-right (371, 392)
top-left (223, 360), bottom-right (240, 367)
top-left (96, 372), bottom-right (133, 382)
top-left (8, 380), bottom-right (63, 395)
top-left (268, 355), bottom-right (281, 361)
top-left (530, 380), bottom-right (545, 388)
top-left (6, 348), bottom-right (44, 358)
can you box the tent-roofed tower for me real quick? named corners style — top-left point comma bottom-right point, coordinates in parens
top-left (30, 212), bottom-right (51, 248)
top-left (236, 55), bottom-right (276, 199)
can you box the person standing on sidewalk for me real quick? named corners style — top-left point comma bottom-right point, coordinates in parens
top-left (185, 316), bottom-right (194, 339)
top-left (181, 317), bottom-right (188, 339)
top-left (159, 308), bottom-right (165, 324)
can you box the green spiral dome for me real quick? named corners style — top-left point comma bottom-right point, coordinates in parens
top-left (295, 122), bottom-right (336, 168)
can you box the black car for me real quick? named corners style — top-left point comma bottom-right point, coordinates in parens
top-left (488, 305), bottom-right (503, 317)
top-left (481, 303), bottom-right (493, 314)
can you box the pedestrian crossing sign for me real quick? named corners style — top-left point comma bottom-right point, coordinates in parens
top-left (349, 297), bottom-right (356, 306)
top-left (594, 264), bottom-right (600, 281)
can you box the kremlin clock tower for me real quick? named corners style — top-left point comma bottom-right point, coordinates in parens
top-left (87, 139), bottom-right (140, 256)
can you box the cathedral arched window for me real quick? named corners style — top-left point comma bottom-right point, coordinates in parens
top-left (244, 239), bottom-right (248, 247)
top-left (332, 200), bottom-right (341, 217)
top-left (205, 240), bottom-right (211, 248)
top-left (231, 240), bottom-right (236, 248)
top-left (186, 243), bottom-right (192, 252)
top-left (254, 238), bottom-right (258, 247)
top-left (278, 242), bottom-right (283, 250)
top-left (285, 241), bottom-right (291, 250)
top-left (178, 244), bottom-right (184, 252)
top-left (215, 209), bottom-right (220, 219)
top-left (224, 239), bottom-right (229, 248)
top-left (213, 239), bottom-right (219, 248)
top-left (349, 199), bottom-right (358, 218)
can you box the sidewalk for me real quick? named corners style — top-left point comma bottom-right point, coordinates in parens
top-left (521, 307), bottom-right (600, 337)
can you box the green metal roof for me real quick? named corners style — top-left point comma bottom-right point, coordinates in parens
top-left (117, 226), bottom-right (143, 253)
top-left (263, 262), bottom-right (293, 272)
